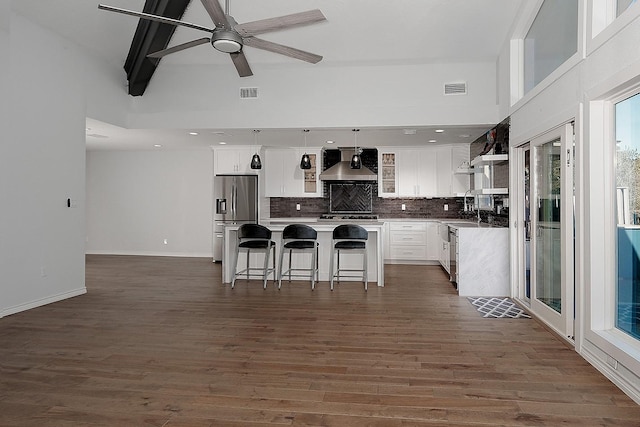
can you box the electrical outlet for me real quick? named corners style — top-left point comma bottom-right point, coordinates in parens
top-left (401, 204), bottom-right (406, 211)
top-left (296, 204), bottom-right (301, 211)
top-left (444, 204), bottom-right (449, 211)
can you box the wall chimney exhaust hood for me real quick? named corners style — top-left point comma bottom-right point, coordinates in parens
top-left (319, 148), bottom-right (377, 181)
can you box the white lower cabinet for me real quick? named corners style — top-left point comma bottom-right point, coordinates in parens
top-left (385, 221), bottom-right (440, 263)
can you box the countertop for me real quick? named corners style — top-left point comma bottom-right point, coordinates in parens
top-left (264, 217), bottom-right (506, 228)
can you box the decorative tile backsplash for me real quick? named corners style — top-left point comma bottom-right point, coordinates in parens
top-left (270, 196), bottom-right (466, 219)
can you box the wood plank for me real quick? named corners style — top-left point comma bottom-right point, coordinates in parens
top-left (0, 256), bottom-right (638, 426)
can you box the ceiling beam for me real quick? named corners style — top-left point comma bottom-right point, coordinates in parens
top-left (124, 0), bottom-right (192, 96)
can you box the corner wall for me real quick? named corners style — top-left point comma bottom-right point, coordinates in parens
top-left (1, 12), bottom-right (87, 317)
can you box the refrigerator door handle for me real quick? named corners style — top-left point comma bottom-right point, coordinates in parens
top-left (216, 199), bottom-right (227, 214)
top-left (232, 183), bottom-right (237, 221)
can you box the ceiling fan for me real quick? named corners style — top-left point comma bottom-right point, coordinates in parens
top-left (98, 0), bottom-right (326, 77)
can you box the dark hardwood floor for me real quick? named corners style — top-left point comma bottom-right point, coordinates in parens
top-left (1, 255), bottom-right (639, 426)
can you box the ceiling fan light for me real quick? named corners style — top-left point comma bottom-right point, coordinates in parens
top-left (300, 153), bottom-right (311, 169)
top-left (211, 30), bottom-right (243, 53)
top-left (250, 153), bottom-right (262, 169)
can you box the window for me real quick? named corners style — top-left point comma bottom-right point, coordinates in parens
top-left (524, 0), bottom-right (578, 94)
top-left (615, 92), bottom-right (640, 340)
top-left (617, 0), bottom-right (637, 17)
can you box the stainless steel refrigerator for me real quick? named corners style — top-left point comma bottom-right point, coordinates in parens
top-left (213, 175), bottom-right (258, 261)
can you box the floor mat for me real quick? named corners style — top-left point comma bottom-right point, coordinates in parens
top-left (468, 297), bottom-right (531, 319)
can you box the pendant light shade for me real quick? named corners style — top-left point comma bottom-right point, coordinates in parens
top-left (300, 129), bottom-right (311, 169)
top-left (350, 128), bottom-right (361, 169)
top-left (250, 129), bottom-right (262, 170)
top-left (250, 153), bottom-right (262, 169)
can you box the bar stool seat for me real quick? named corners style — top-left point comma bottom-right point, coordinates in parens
top-left (231, 224), bottom-right (276, 289)
top-left (329, 224), bottom-right (368, 291)
top-left (278, 224), bottom-right (319, 290)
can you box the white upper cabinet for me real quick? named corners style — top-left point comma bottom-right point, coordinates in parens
top-left (214, 147), bottom-right (258, 175)
top-left (397, 148), bottom-right (437, 197)
top-left (264, 148), bottom-right (322, 197)
top-left (378, 146), bottom-right (470, 198)
top-left (378, 151), bottom-right (398, 197)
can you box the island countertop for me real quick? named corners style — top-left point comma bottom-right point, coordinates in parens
top-left (222, 221), bottom-right (384, 287)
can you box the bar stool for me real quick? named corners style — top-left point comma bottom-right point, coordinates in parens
top-left (329, 224), bottom-right (369, 291)
top-left (278, 224), bottom-right (319, 290)
top-left (231, 224), bottom-right (276, 289)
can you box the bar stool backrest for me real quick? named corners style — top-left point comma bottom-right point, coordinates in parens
top-left (283, 224), bottom-right (317, 240)
top-left (238, 223), bottom-right (272, 240)
top-left (332, 224), bottom-right (368, 241)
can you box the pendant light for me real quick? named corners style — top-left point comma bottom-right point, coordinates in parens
top-left (300, 129), bottom-right (311, 169)
top-left (350, 128), bottom-right (362, 169)
top-left (250, 129), bottom-right (262, 169)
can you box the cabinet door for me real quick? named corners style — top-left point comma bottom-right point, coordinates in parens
top-left (425, 222), bottom-right (440, 260)
top-left (264, 148), bottom-right (306, 197)
top-left (436, 147), bottom-right (453, 196)
top-left (397, 150), bottom-right (419, 196)
top-left (214, 147), bottom-right (256, 174)
top-left (378, 151), bottom-right (398, 197)
top-left (415, 150), bottom-right (437, 197)
top-left (297, 148), bottom-right (322, 197)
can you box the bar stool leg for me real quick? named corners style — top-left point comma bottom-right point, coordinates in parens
top-left (329, 248), bottom-right (335, 291)
top-left (363, 248), bottom-right (368, 291)
top-left (231, 245), bottom-right (240, 289)
top-left (262, 247), bottom-right (270, 289)
top-left (277, 244), bottom-right (285, 290)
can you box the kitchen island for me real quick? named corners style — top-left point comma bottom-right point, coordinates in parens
top-left (447, 222), bottom-right (510, 296)
top-left (222, 221), bottom-right (385, 287)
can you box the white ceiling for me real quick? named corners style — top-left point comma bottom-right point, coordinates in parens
top-left (13, 0), bottom-right (530, 150)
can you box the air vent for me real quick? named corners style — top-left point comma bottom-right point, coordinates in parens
top-left (240, 87), bottom-right (258, 99)
top-left (444, 82), bottom-right (467, 95)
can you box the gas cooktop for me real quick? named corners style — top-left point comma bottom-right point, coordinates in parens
top-left (318, 214), bottom-right (379, 221)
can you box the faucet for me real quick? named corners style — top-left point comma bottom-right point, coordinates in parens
top-left (463, 189), bottom-right (472, 212)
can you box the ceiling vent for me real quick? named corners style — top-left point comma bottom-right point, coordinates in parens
top-left (240, 87), bottom-right (258, 99)
top-left (444, 82), bottom-right (467, 95)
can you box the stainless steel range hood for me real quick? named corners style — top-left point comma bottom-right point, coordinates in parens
top-left (319, 148), bottom-right (377, 181)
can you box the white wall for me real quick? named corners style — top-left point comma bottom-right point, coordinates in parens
top-left (1, 12), bottom-right (87, 317)
top-left (86, 150), bottom-right (213, 257)
top-left (127, 61), bottom-right (500, 130)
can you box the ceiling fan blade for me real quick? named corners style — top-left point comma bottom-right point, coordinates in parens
top-left (147, 38), bottom-right (211, 59)
top-left (243, 37), bottom-right (322, 64)
top-left (200, 0), bottom-right (230, 29)
top-left (98, 4), bottom-right (214, 33)
top-left (235, 9), bottom-right (326, 37)
top-left (230, 51), bottom-right (253, 77)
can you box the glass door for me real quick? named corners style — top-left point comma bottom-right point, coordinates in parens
top-left (520, 125), bottom-right (575, 339)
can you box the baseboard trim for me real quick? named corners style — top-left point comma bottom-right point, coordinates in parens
top-left (1, 287), bottom-right (87, 318)
top-left (581, 345), bottom-right (640, 405)
top-left (85, 250), bottom-right (212, 258)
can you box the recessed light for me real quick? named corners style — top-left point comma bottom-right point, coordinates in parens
top-left (459, 134), bottom-right (470, 138)
top-left (428, 139), bottom-right (437, 143)
top-left (326, 140), bottom-right (335, 144)
top-left (435, 129), bottom-right (444, 133)
top-left (189, 132), bottom-right (198, 136)
top-left (219, 142), bottom-right (227, 145)
top-left (403, 129), bottom-right (417, 135)
top-left (153, 144), bottom-right (162, 148)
